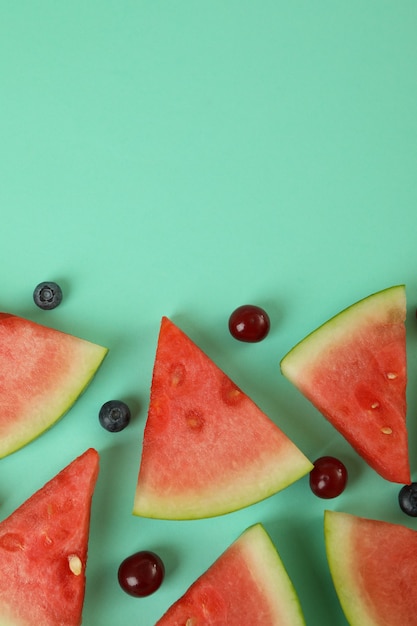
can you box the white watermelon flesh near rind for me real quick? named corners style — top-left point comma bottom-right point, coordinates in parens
top-left (134, 422), bottom-right (313, 520)
top-left (324, 510), bottom-right (369, 626)
top-left (280, 285), bottom-right (408, 483)
top-left (156, 523), bottom-right (306, 626)
top-left (0, 314), bottom-right (108, 458)
top-left (324, 510), bottom-right (417, 626)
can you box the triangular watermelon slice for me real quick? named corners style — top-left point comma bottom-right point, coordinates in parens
top-left (325, 509), bottom-right (417, 625)
top-left (0, 448), bottom-right (99, 626)
top-left (280, 285), bottom-right (409, 483)
top-left (155, 523), bottom-right (306, 625)
top-left (133, 317), bottom-right (313, 520)
top-left (0, 313), bottom-right (108, 458)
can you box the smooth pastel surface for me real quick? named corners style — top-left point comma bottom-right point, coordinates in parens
top-left (1, 2), bottom-right (417, 625)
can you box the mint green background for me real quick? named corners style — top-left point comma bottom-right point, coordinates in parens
top-left (1, 2), bottom-right (417, 624)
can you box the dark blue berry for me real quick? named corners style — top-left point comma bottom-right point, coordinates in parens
top-left (99, 400), bottom-right (131, 432)
top-left (398, 483), bottom-right (417, 516)
top-left (33, 282), bottom-right (63, 310)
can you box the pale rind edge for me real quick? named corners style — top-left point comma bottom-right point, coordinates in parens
top-left (324, 510), bottom-right (378, 626)
top-left (280, 284), bottom-right (406, 381)
top-left (238, 523), bottom-right (306, 626)
top-left (0, 340), bottom-right (108, 458)
top-left (133, 445), bottom-right (313, 520)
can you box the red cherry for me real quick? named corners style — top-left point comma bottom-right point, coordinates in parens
top-left (309, 456), bottom-right (348, 499)
top-left (228, 305), bottom-right (270, 342)
top-left (118, 551), bottom-right (165, 597)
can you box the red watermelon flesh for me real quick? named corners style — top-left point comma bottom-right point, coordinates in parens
top-left (325, 510), bottom-right (417, 626)
top-left (280, 285), bottom-right (409, 483)
top-left (155, 523), bottom-right (306, 626)
top-left (0, 313), bottom-right (108, 458)
top-left (0, 448), bottom-right (99, 626)
top-left (133, 317), bottom-right (313, 520)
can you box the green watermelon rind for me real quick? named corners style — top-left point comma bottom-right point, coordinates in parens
top-left (1, 345), bottom-right (108, 458)
top-left (134, 442), bottom-right (313, 520)
top-left (0, 315), bottom-right (108, 458)
top-left (233, 524), bottom-right (307, 626)
top-left (324, 510), bottom-right (367, 625)
top-left (5, 341), bottom-right (108, 457)
top-left (324, 509), bottom-right (417, 626)
top-left (280, 284), bottom-right (406, 377)
top-left (156, 523), bottom-right (306, 625)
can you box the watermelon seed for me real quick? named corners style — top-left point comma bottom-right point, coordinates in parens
top-left (170, 363), bottom-right (186, 387)
top-left (68, 554), bottom-right (83, 575)
top-left (185, 409), bottom-right (204, 431)
top-left (225, 388), bottom-right (241, 404)
top-left (0, 532), bottom-right (25, 552)
top-left (386, 372), bottom-right (397, 380)
top-left (371, 402), bottom-right (380, 409)
top-left (381, 426), bottom-right (393, 435)
top-left (221, 379), bottom-right (244, 406)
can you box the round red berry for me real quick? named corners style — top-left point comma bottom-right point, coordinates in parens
top-left (228, 305), bottom-right (270, 342)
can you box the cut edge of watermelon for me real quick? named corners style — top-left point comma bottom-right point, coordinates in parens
top-left (0, 331), bottom-right (108, 459)
top-left (133, 446), bottom-right (313, 520)
top-left (280, 284), bottom-right (406, 378)
top-left (324, 510), bottom-right (366, 625)
top-left (236, 523), bottom-right (307, 625)
top-left (324, 509), bottom-right (417, 626)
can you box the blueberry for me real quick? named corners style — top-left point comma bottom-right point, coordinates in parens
top-left (33, 282), bottom-right (63, 310)
top-left (99, 400), bottom-right (131, 432)
top-left (398, 483), bottom-right (417, 516)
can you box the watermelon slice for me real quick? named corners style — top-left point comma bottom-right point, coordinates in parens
top-left (133, 317), bottom-right (313, 520)
top-left (156, 523), bottom-right (306, 625)
top-left (325, 509), bottom-right (417, 626)
top-left (0, 313), bottom-right (108, 458)
top-left (280, 285), bottom-right (409, 483)
top-left (0, 448), bottom-right (99, 626)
